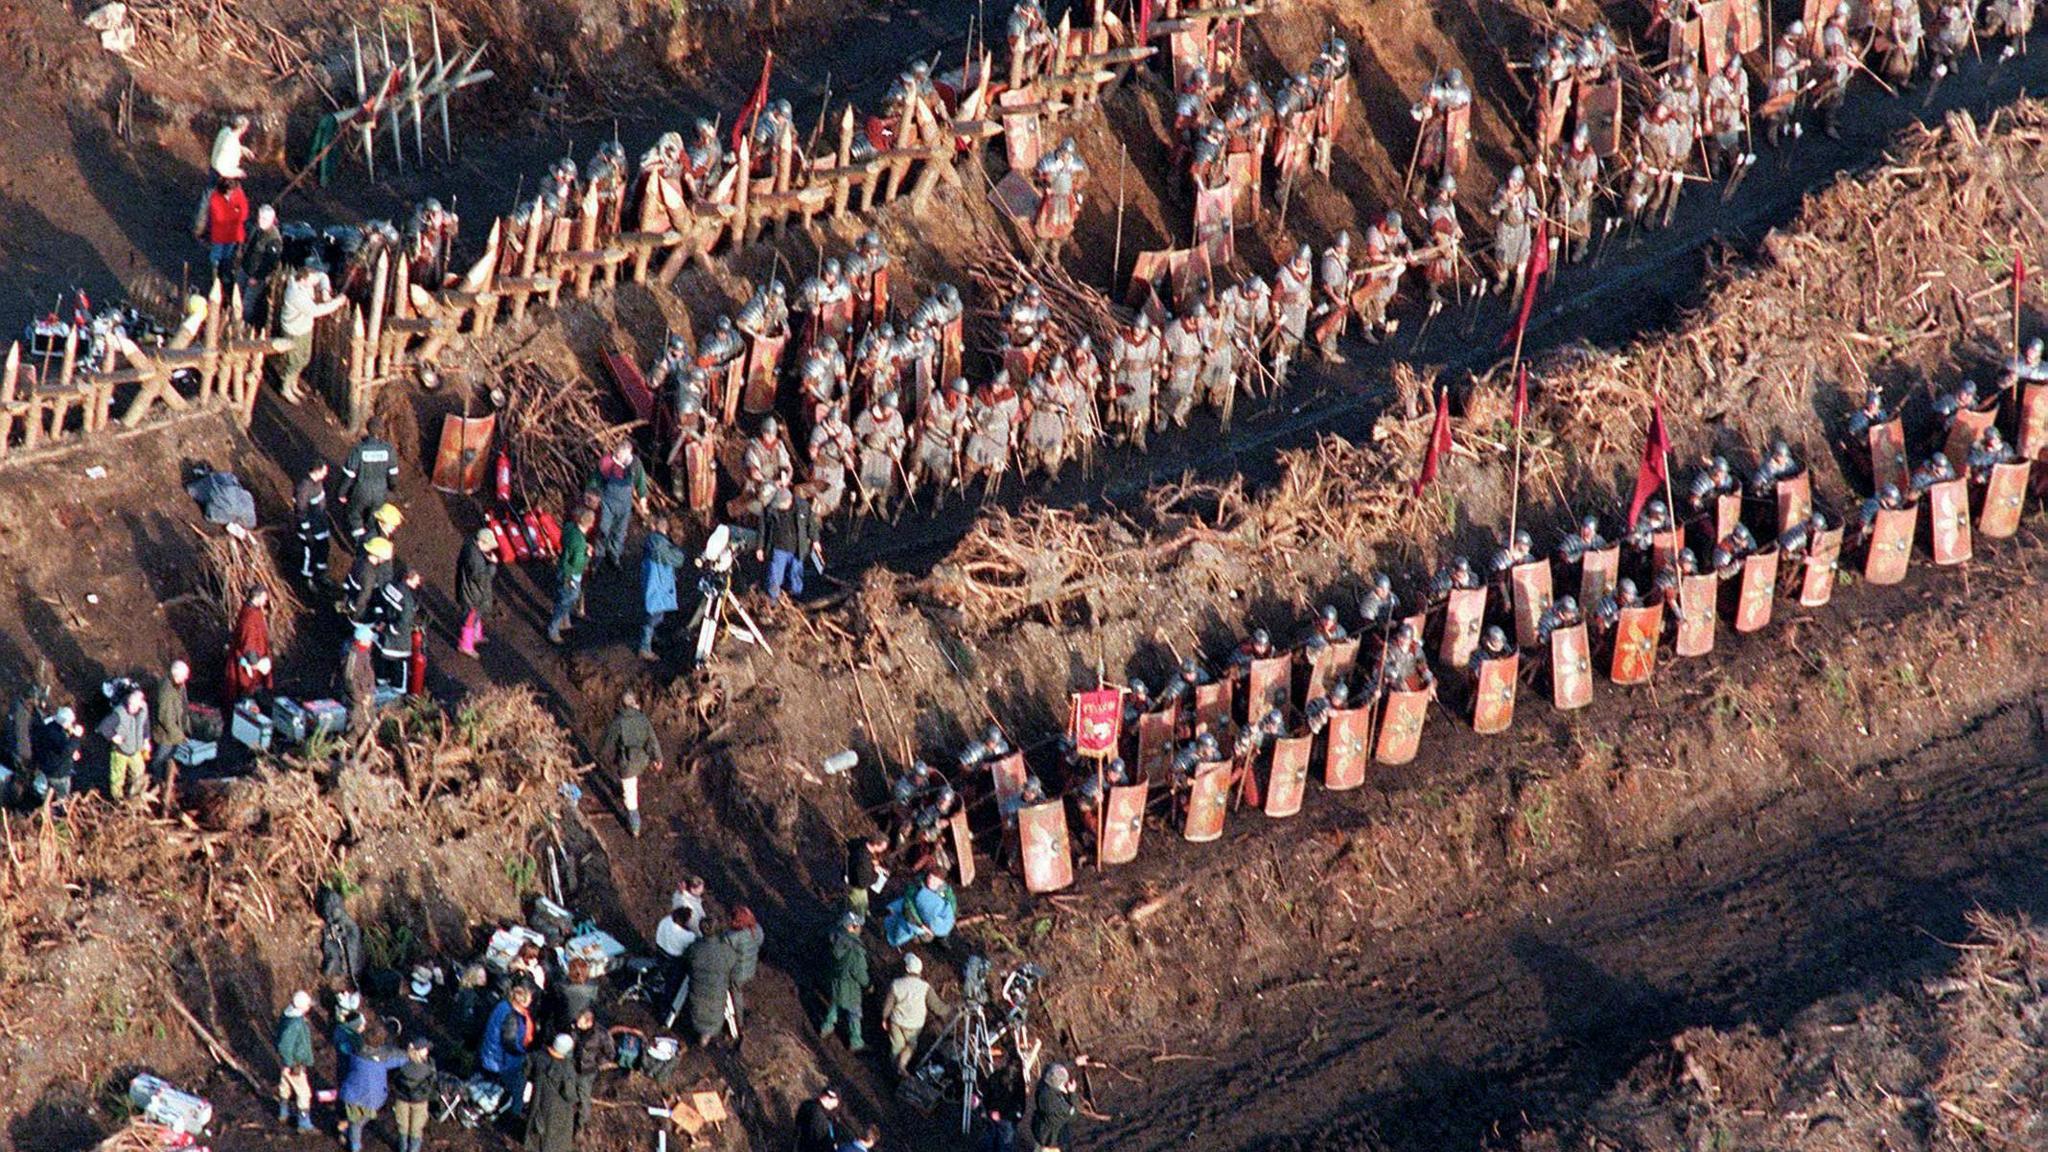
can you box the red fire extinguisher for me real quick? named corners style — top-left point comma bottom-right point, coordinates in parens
top-left (407, 625), bottom-right (427, 698)
top-left (487, 512), bottom-right (517, 560)
top-left (494, 447), bottom-right (513, 505)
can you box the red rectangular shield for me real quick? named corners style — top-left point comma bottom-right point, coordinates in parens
top-left (1864, 507), bottom-right (1916, 584)
top-left (1182, 762), bottom-right (1231, 842)
top-left (1714, 493), bottom-right (1744, 542)
top-left (1944, 407), bottom-right (1998, 475)
top-left (1577, 76), bottom-right (1623, 158)
top-left (1698, 0), bottom-right (1732, 73)
top-left (1868, 421), bottom-right (1910, 493)
top-left (1510, 561), bottom-right (1555, 650)
top-left (989, 751), bottom-right (1028, 812)
top-left (948, 807), bottom-right (976, 887)
top-left (1194, 181), bottom-right (1236, 267)
top-left (1799, 528), bottom-right (1843, 607)
top-left (1472, 654), bottom-right (1519, 734)
top-left (1245, 655), bottom-right (1292, 720)
top-left (742, 332), bottom-right (786, 416)
top-left (1444, 103), bottom-right (1472, 174)
top-left (1610, 604), bottom-right (1663, 685)
top-left (1537, 81), bottom-right (1572, 152)
top-left (1018, 800), bottom-right (1074, 893)
top-left (2021, 382), bottom-right (2048, 460)
top-left (1550, 623), bottom-right (1593, 711)
top-left (1928, 478), bottom-right (1971, 565)
top-left (1322, 707), bottom-right (1372, 790)
top-left (1264, 736), bottom-right (1313, 817)
top-left (1578, 546), bottom-right (1620, 608)
top-left (1438, 587), bottom-right (1487, 670)
top-left (1776, 474), bottom-right (1811, 535)
top-left (1070, 689), bottom-right (1122, 758)
top-left (1000, 88), bottom-right (1044, 173)
top-left (1100, 782), bottom-right (1148, 865)
top-left (431, 413), bottom-right (496, 495)
top-left (1978, 460), bottom-right (2030, 538)
top-left (1374, 689), bottom-right (1430, 766)
top-left (1304, 639), bottom-right (1360, 701)
top-left (1676, 573), bottom-right (1718, 657)
top-left (684, 438), bottom-right (719, 518)
top-left (1193, 681), bottom-right (1232, 734)
top-left (1732, 0), bottom-right (1765, 52)
top-left (1651, 528), bottom-right (1683, 573)
top-left (1734, 550), bottom-right (1779, 633)
top-left (1135, 707), bottom-right (1177, 784)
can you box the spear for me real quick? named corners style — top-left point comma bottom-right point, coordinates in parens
top-left (1110, 142), bottom-right (1128, 294)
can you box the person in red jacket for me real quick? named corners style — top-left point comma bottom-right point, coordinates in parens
top-left (196, 176), bottom-right (250, 290)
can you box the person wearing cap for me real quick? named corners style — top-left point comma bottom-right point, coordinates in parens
top-left (33, 705), bottom-right (83, 803)
top-left (547, 508), bottom-right (596, 645)
top-left (241, 202), bottom-right (284, 325)
top-left (794, 1087), bottom-right (843, 1152)
top-left (341, 624), bottom-right (378, 736)
top-left (275, 261), bottom-right (346, 404)
top-left (371, 501), bottom-right (404, 540)
top-left (274, 990), bottom-right (318, 1131)
top-left (600, 690), bottom-right (661, 837)
top-left (149, 660), bottom-right (190, 788)
top-left (456, 526), bottom-right (500, 657)
top-left (389, 1036), bottom-right (437, 1152)
top-left (225, 585), bottom-right (273, 707)
top-left (523, 1033), bottom-right (585, 1152)
top-left (819, 911), bottom-right (870, 1051)
top-left (883, 952), bottom-right (945, 1075)
top-left (337, 1017), bottom-right (408, 1152)
top-left (343, 535), bottom-right (396, 625)
top-left (98, 685), bottom-right (151, 803)
top-left (638, 515), bottom-right (689, 661)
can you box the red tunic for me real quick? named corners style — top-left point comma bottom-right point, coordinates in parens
top-left (225, 603), bottom-right (272, 705)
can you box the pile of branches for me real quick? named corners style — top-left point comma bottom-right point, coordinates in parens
top-left (1254, 436), bottom-right (1450, 558)
top-left (122, 0), bottom-right (304, 78)
top-left (500, 359), bottom-right (638, 506)
top-left (965, 238), bottom-right (1125, 364)
top-left (356, 685), bottom-right (582, 822)
top-left (1926, 910), bottom-right (2048, 1141)
top-left (196, 524), bottom-right (302, 650)
top-left (923, 506), bottom-right (1139, 633)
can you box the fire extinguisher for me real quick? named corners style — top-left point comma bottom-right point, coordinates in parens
top-left (407, 625), bottom-right (427, 698)
top-left (535, 508), bottom-right (563, 554)
top-left (494, 447), bottom-right (513, 506)
top-left (487, 512), bottom-right (517, 560)
top-left (522, 509), bottom-right (554, 559)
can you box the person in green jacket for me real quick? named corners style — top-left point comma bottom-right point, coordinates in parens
top-left (274, 990), bottom-right (317, 1131)
top-left (819, 912), bottom-right (870, 1051)
top-left (149, 660), bottom-right (190, 788)
top-left (599, 690), bottom-right (661, 837)
top-left (547, 508), bottom-right (596, 645)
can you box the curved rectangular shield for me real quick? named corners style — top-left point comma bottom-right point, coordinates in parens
top-left (431, 413), bottom-right (497, 495)
top-left (1182, 762), bottom-right (1231, 843)
top-left (1714, 493), bottom-right (1744, 542)
top-left (1374, 689), bottom-right (1430, 766)
top-left (1264, 735), bottom-right (1313, 817)
top-left (742, 332), bottom-right (786, 416)
top-left (1304, 639), bottom-right (1360, 701)
top-left (1675, 573), bottom-right (1718, 657)
top-left (1578, 546), bottom-right (1620, 607)
top-left (1193, 680), bottom-right (1232, 735)
top-left (1610, 604), bottom-right (1663, 685)
top-left (1510, 561), bottom-right (1555, 650)
top-left (1444, 103), bottom-right (1473, 174)
top-left (1438, 587), bottom-right (1487, 670)
top-left (1537, 81), bottom-right (1572, 152)
top-left (716, 359), bottom-right (746, 425)
top-left (1194, 181), bottom-right (1236, 267)
top-left (1977, 461), bottom-right (2030, 539)
top-left (1323, 706), bottom-right (1373, 790)
top-left (1867, 420), bottom-right (1910, 493)
top-left (989, 751), bottom-right (1028, 813)
top-left (1928, 478), bottom-right (1971, 565)
top-left (2022, 382), bottom-right (2048, 460)
top-left (1732, 0), bottom-right (1765, 51)
top-left (1734, 550), bottom-right (1779, 633)
top-left (1245, 655), bottom-right (1292, 721)
top-left (1698, 0), bottom-right (1733, 73)
top-left (684, 439), bottom-right (719, 517)
top-left (1864, 506), bottom-right (1916, 584)
top-left (1775, 473), bottom-right (1811, 535)
top-left (1550, 623), bottom-right (1594, 711)
top-left (1943, 407), bottom-right (1998, 475)
top-left (1018, 800), bottom-right (1074, 893)
top-left (1651, 528), bottom-right (1683, 573)
top-left (1100, 782), bottom-right (1148, 865)
top-left (1135, 706), bottom-right (1178, 785)
top-left (1577, 76), bottom-right (1622, 157)
top-left (1799, 527), bottom-right (1843, 607)
top-left (948, 807), bottom-right (976, 887)
top-left (1472, 654), bottom-right (1519, 734)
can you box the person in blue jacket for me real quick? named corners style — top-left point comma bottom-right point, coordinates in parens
top-left (884, 869), bottom-right (958, 949)
top-left (337, 1018), bottom-right (408, 1152)
top-left (480, 983), bottom-right (538, 1117)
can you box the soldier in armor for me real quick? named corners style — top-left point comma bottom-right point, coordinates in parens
top-left (964, 373), bottom-right (1022, 493)
top-left (1021, 373), bottom-right (1072, 480)
top-left (1271, 245), bottom-right (1315, 385)
top-left (852, 390), bottom-right (908, 515)
top-left (797, 334), bottom-right (850, 429)
top-left (1555, 126), bottom-right (1601, 263)
top-left (1930, 0), bottom-right (1973, 82)
top-left (1033, 138), bottom-right (1090, 246)
top-left (649, 333), bottom-right (695, 398)
top-left (544, 155), bottom-right (579, 216)
top-left (1766, 24), bottom-right (1809, 147)
top-left (667, 392), bottom-right (720, 512)
top-left (1071, 758), bottom-right (1132, 852)
top-left (1491, 528), bottom-right (1537, 580)
top-left (851, 323), bottom-right (899, 414)
top-left (1418, 175), bottom-right (1465, 310)
top-left (1223, 80), bottom-right (1274, 195)
top-left (1355, 212), bottom-right (1412, 338)
top-left (1711, 523), bottom-right (1758, 579)
top-left (1777, 509), bottom-right (1829, 559)
top-left (1652, 546), bottom-right (1697, 605)
top-left (1161, 306), bottom-right (1208, 428)
top-left (1534, 595), bottom-right (1583, 646)
top-left (1624, 498), bottom-right (1673, 554)
top-left (1308, 35), bottom-right (1352, 177)
top-left (1909, 452), bottom-right (1958, 496)
top-left (1687, 455), bottom-right (1740, 517)
top-left (738, 416), bottom-right (794, 520)
top-left (683, 119), bottom-right (725, 202)
top-left (693, 314), bottom-right (744, 417)
top-left (896, 320), bottom-right (939, 413)
top-left (806, 398), bottom-right (857, 519)
top-left (1748, 439), bottom-right (1804, 496)
top-left (1532, 35), bottom-right (1576, 150)
top-left (1173, 68), bottom-right (1216, 173)
top-left (1811, 11), bottom-right (1855, 140)
top-left (846, 231), bottom-right (893, 333)
top-left (1304, 680), bottom-right (1350, 735)
top-left (1007, 0), bottom-right (1055, 84)
top-left (1705, 56), bottom-right (1754, 174)
top-left (1410, 68), bottom-right (1472, 186)
top-left (1308, 233), bottom-right (1358, 365)
top-left (635, 132), bottom-right (688, 232)
top-left (1108, 314), bottom-right (1161, 450)
top-left (2002, 337), bottom-right (2048, 388)
top-left (1224, 275), bottom-right (1271, 372)
top-left (1845, 388), bottom-right (1893, 440)
top-left (1857, 483), bottom-right (1909, 537)
top-left (1933, 377), bottom-right (1990, 426)
top-left (751, 99), bottom-right (803, 186)
top-left (1472, 624), bottom-right (1515, 680)
top-left (1198, 306), bottom-right (1240, 428)
top-left (1489, 166), bottom-right (1539, 296)
top-left (1968, 426), bottom-right (2017, 481)
top-left (1637, 93), bottom-right (1693, 226)
top-left (1270, 73), bottom-right (1317, 212)
top-left (913, 283), bottom-right (966, 382)
top-left (910, 377), bottom-right (971, 501)
top-left (1159, 655), bottom-right (1215, 710)
top-left (1883, 0), bottom-right (1924, 85)
top-left (1005, 284), bottom-right (1052, 352)
top-left (1983, 0), bottom-right (2037, 57)
top-left (736, 278), bottom-right (791, 348)
top-left (1229, 628), bottom-right (1277, 678)
top-left (1367, 623), bottom-right (1433, 695)
top-left (1555, 514), bottom-right (1608, 564)
top-left (799, 259), bottom-right (854, 349)
top-left (1589, 577), bottom-right (1641, 638)
top-left (1063, 340), bottom-right (1105, 458)
top-left (404, 197), bottom-right (459, 287)
top-left (1424, 557), bottom-right (1479, 606)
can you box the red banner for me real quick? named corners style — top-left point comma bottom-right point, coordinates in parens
top-left (1070, 688), bottom-right (1124, 758)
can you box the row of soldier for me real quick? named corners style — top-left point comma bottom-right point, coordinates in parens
top-left (874, 358), bottom-right (2047, 886)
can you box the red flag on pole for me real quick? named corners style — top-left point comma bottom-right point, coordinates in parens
top-left (731, 51), bottom-right (774, 154)
top-left (1501, 219), bottom-right (1551, 350)
top-left (1626, 397), bottom-right (1673, 529)
top-left (1414, 387), bottom-right (1453, 496)
top-left (1511, 362), bottom-right (1529, 429)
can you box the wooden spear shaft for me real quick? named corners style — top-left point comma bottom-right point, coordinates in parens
top-left (1111, 142), bottom-right (1128, 294)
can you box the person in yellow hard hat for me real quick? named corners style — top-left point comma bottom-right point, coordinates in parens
top-left (343, 535), bottom-right (396, 624)
top-left (371, 502), bottom-right (404, 538)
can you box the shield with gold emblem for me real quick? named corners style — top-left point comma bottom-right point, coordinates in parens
top-left (1868, 420), bottom-right (1910, 493)
top-left (989, 752), bottom-right (1028, 813)
top-left (1799, 527), bottom-right (1843, 607)
top-left (1944, 407), bottom-right (1998, 475)
top-left (1610, 604), bottom-right (1663, 685)
top-left (1864, 506), bottom-right (1916, 584)
top-left (1776, 473), bottom-right (1812, 535)
top-left (1978, 461), bottom-right (2029, 538)
top-left (1472, 654), bottom-right (1518, 734)
top-left (1734, 550), bottom-right (1779, 633)
top-left (1017, 801), bottom-right (1074, 893)
top-left (2021, 382), bottom-right (2048, 460)
top-left (1100, 782), bottom-right (1148, 865)
top-left (1444, 102), bottom-right (1473, 175)
top-left (1550, 623), bottom-right (1593, 711)
top-left (948, 808), bottom-right (977, 887)
top-left (1928, 478), bottom-right (1971, 565)
top-left (1323, 706), bottom-right (1372, 790)
top-left (1651, 528), bottom-right (1683, 573)
top-left (1675, 573), bottom-right (1718, 657)
top-left (1245, 655), bottom-right (1292, 721)
top-left (1304, 639), bottom-right (1360, 701)
top-left (1374, 688), bottom-right (1431, 766)
top-left (1182, 762), bottom-right (1231, 843)
top-left (1438, 587), bottom-right (1487, 670)
top-left (1264, 735), bottom-right (1313, 817)
top-left (1135, 706), bottom-right (1178, 785)
top-left (1510, 560), bottom-right (1554, 650)
top-left (1193, 680), bottom-right (1232, 735)
top-left (741, 332), bottom-right (786, 416)
top-left (1578, 546), bottom-right (1620, 608)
